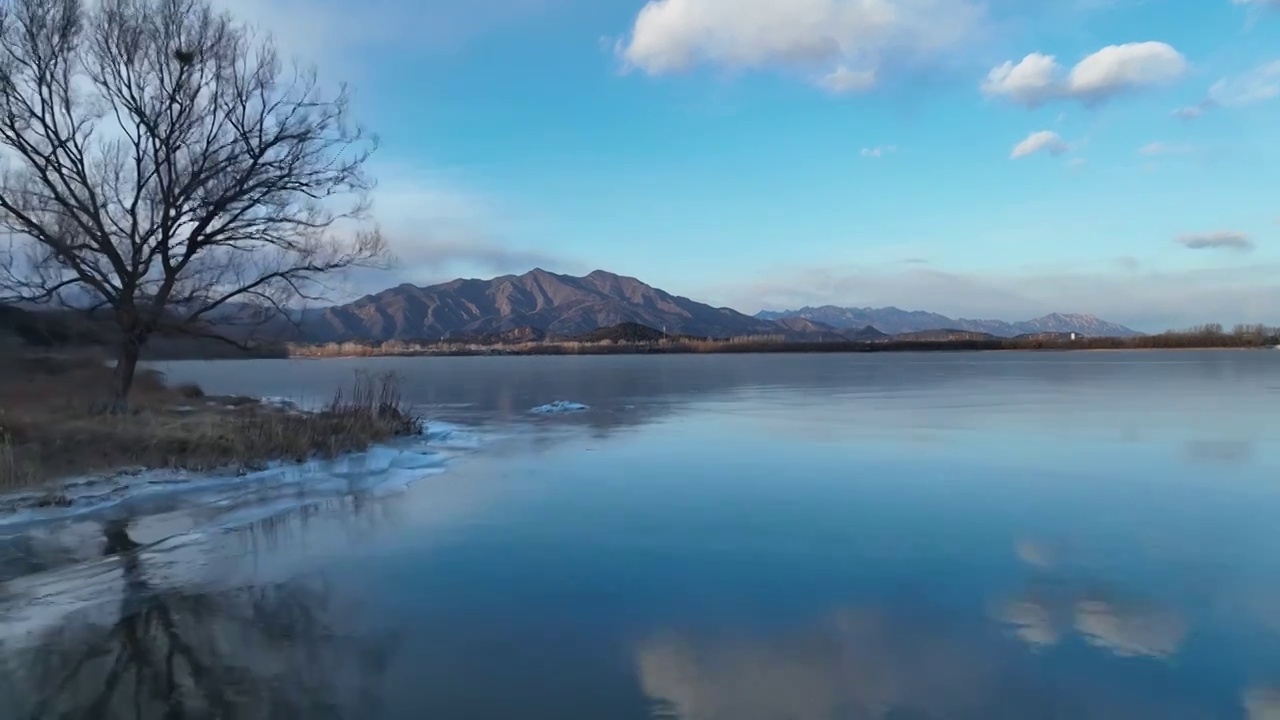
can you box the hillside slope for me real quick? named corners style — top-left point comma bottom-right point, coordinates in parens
top-left (301, 269), bottom-right (780, 342)
top-left (757, 306), bottom-right (1140, 337)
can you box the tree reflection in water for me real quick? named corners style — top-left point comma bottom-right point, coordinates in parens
top-left (2, 518), bottom-right (396, 720)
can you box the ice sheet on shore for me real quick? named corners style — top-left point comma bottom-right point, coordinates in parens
top-left (0, 447), bottom-right (445, 533)
top-left (0, 442), bottom-right (460, 643)
top-left (0, 415), bottom-right (490, 647)
top-left (0, 418), bottom-right (486, 532)
top-left (422, 420), bottom-right (485, 449)
top-left (259, 395), bottom-right (326, 413)
top-left (530, 401), bottom-right (590, 414)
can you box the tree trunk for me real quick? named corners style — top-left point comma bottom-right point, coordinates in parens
top-left (111, 335), bottom-right (142, 413)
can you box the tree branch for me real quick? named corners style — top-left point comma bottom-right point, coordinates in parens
top-left (0, 0), bottom-right (385, 399)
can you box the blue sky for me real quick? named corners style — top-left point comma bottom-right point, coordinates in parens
top-left (225, 0), bottom-right (1280, 331)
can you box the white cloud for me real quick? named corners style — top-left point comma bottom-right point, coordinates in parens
top-left (334, 167), bottom-right (578, 295)
top-left (1177, 231), bottom-right (1255, 251)
top-left (1067, 42), bottom-right (1187, 99)
top-left (982, 53), bottom-right (1060, 107)
top-left (1067, 157), bottom-right (1087, 169)
top-left (861, 145), bottom-right (898, 158)
top-left (1172, 60), bottom-right (1279, 118)
top-left (1011, 130), bottom-right (1069, 159)
top-left (984, 42), bottom-right (1187, 107)
top-left (820, 66), bottom-right (878, 94)
top-left (1209, 59), bottom-right (1280, 107)
top-left (617, 0), bottom-right (986, 93)
top-left (388, 236), bottom-right (564, 276)
top-left (1171, 100), bottom-right (1214, 120)
top-left (1138, 141), bottom-right (1194, 156)
top-left (1233, 0), bottom-right (1280, 9)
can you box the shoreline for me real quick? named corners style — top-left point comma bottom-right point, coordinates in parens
top-left (0, 355), bottom-right (423, 495)
top-left (0, 424), bottom-right (453, 529)
top-left (282, 342), bottom-right (1279, 360)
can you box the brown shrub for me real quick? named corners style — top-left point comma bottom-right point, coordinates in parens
top-left (0, 356), bottom-right (420, 491)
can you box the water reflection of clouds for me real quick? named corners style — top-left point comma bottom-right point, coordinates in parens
top-left (993, 591), bottom-right (1182, 661)
top-left (1246, 688), bottom-right (1280, 720)
top-left (998, 599), bottom-right (1062, 649)
top-left (1002, 538), bottom-right (1280, 720)
top-left (1014, 540), bottom-right (1055, 568)
top-left (1074, 599), bottom-right (1187, 659)
top-left (636, 609), bottom-right (995, 720)
top-left (636, 606), bottom-right (1218, 720)
top-left (998, 540), bottom-right (1189, 661)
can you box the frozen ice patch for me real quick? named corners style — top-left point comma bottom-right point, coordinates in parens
top-left (259, 395), bottom-right (298, 408)
top-left (259, 395), bottom-right (330, 413)
top-left (422, 420), bottom-right (486, 449)
top-left (0, 445), bottom-right (454, 533)
top-left (256, 394), bottom-right (331, 416)
top-left (0, 418), bottom-right (493, 646)
top-left (530, 401), bottom-right (589, 415)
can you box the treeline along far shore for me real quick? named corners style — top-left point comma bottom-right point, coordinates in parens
top-left (288, 323), bottom-right (1280, 358)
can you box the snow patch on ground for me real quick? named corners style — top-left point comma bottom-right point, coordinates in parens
top-left (530, 401), bottom-right (590, 414)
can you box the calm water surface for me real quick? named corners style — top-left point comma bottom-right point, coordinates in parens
top-left (3, 351), bottom-right (1280, 719)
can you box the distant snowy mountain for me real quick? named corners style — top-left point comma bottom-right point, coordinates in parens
top-left (756, 306), bottom-right (1141, 338)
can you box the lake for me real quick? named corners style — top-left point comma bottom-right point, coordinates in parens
top-left (3, 351), bottom-right (1280, 719)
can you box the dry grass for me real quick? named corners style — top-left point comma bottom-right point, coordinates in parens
top-left (288, 329), bottom-right (1280, 360)
top-left (0, 354), bottom-right (421, 492)
top-left (288, 334), bottom-right (798, 358)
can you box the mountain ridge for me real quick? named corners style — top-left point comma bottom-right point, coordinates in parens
top-left (295, 269), bottom-right (1141, 342)
top-left (300, 268), bottom-right (779, 342)
top-left (756, 305), bottom-right (1141, 338)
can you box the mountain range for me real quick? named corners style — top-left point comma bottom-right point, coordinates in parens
top-left (756, 306), bottom-right (1140, 338)
top-left (300, 269), bottom-right (778, 342)
top-left (296, 269), bottom-right (1140, 342)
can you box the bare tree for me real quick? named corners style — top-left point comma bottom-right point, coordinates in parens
top-left (0, 0), bottom-right (385, 407)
